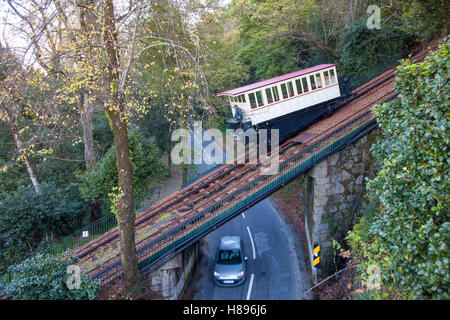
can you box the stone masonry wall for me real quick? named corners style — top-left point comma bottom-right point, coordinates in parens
top-left (146, 241), bottom-right (199, 299)
top-left (303, 128), bottom-right (379, 276)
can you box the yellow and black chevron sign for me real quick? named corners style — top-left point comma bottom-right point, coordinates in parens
top-left (313, 243), bottom-right (320, 267)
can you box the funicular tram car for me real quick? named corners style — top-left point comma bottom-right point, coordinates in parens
top-left (217, 64), bottom-right (350, 142)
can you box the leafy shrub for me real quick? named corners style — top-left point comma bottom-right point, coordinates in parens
top-left (394, 0), bottom-right (448, 40)
top-left (347, 38), bottom-right (449, 299)
top-left (1, 253), bottom-right (100, 300)
top-left (0, 182), bottom-right (89, 270)
top-left (77, 125), bottom-right (165, 208)
top-left (340, 18), bottom-right (414, 86)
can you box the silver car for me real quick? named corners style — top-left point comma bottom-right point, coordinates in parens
top-left (213, 236), bottom-right (248, 286)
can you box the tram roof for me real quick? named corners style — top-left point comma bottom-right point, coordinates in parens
top-left (217, 64), bottom-right (335, 96)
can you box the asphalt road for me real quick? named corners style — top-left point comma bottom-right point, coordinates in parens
top-left (189, 124), bottom-right (224, 175)
top-left (187, 198), bottom-right (310, 300)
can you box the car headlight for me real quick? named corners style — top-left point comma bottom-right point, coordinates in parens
top-left (238, 270), bottom-right (244, 277)
top-left (213, 271), bottom-right (220, 277)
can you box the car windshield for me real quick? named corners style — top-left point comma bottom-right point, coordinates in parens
top-left (217, 249), bottom-right (242, 265)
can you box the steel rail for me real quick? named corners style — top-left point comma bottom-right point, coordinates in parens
top-left (78, 44), bottom-right (438, 283)
top-left (84, 75), bottom-right (398, 281)
top-left (85, 79), bottom-right (398, 284)
top-left (91, 108), bottom-right (381, 284)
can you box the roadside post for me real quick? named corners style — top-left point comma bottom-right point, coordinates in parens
top-left (312, 243), bottom-right (320, 283)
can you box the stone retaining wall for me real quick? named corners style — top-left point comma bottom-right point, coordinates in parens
top-left (146, 241), bottom-right (199, 299)
top-left (303, 128), bottom-right (379, 275)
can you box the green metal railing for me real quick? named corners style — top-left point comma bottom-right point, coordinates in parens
top-left (93, 109), bottom-right (378, 284)
top-left (44, 213), bottom-right (118, 256)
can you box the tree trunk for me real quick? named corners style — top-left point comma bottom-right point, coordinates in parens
top-left (443, 0), bottom-right (449, 36)
top-left (23, 156), bottom-right (40, 195)
top-left (81, 92), bottom-right (96, 168)
top-left (90, 198), bottom-right (102, 223)
top-left (103, 0), bottom-right (141, 291)
top-left (306, 34), bottom-right (344, 75)
top-left (108, 109), bottom-right (141, 290)
top-left (2, 105), bottom-right (41, 194)
top-left (80, 94), bottom-right (102, 223)
top-left (167, 127), bottom-right (173, 175)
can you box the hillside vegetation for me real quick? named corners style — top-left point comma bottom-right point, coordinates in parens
top-left (0, 0), bottom-right (448, 299)
top-left (345, 38), bottom-right (449, 299)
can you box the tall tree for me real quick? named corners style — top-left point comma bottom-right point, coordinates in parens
top-left (4, 0), bottom-right (100, 170)
top-left (102, 0), bottom-right (142, 289)
top-left (134, 0), bottom-right (213, 171)
top-left (100, 0), bottom-right (211, 288)
top-left (0, 49), bottom-right (42, 194)
top-left (3, 0), bottom-right (211, 290)
top-left (234, 0), bottom-right (373, 76)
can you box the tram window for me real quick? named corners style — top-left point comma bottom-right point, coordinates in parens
top-left (287, 81), bottom-right (295, 97)
top-left (229, 97), bottom-right (233, 103)
top-left (272, 86), bottom-right (280, 101)
top-left (302, 77), bottom-right (309, 93)
top-left (329, 69), bottom-right (337, 84)
top-left (265, 88), bottom-right (274, 104)
top-left (249, 93), bottom-right (257, 109)
top-left (323, 71), bottom-right (331, 86)
top-left (295, 78), bottom-right (303, 94)
top-left (240, 94), bottom-right (246, 103)
top-left (315, 73), bottom-right (322, 89)
top-left (237, 95), bottom-right (241, 102)
top-left (309, 75), bottom-right (316, 90)
top-left (280, 83), bottom-right (289, 99)
top-left (255, 90), bottom-right (264, 107)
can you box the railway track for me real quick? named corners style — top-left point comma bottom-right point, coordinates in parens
top-left (74, 42), bottom-right (438, 282)
top-left (80, 138), bottom-right (309, 274)
top-left (81, 78), bottom-right (394, 278)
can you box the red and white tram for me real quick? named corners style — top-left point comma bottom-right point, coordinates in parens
top-left (217, 64), bottom-right (350, 141)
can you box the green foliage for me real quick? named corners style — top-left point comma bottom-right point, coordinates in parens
top-left (196, 7), bottom-right (251, 127)
top-left (340, 18), bottom-right (414, 82)
top-left (78, 126), bottom-right (165, 209)
top-left (198, 8), bottom-right (250, 92)
top-left (346, 200), bottom-right (390, 297)
top-left (393, 0), bottom-right (448, 40)
top-left (34, 141), bottom-right (85, 188)
top-left (347, 39), bottom-right (450, 299)
top-left (1, 253), bottom-right (100, 300)
top-left (0, 182), bottom-right (89, 271)
top-left (108, 186), bottom-right (124, 222)
top-left (232, 0), bottom-right (309, 81)
top-left (1, 0), bottom-right (448, 300)
top-left (237, 33), bottom-right (298, 81)
top-left (93, 111), bottom-right (114, 157)
top-left (136, 103), bottom-right (171, 153)
top-left (0, 123), bottom-right (28, 192)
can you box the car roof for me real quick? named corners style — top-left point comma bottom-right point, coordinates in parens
top-left (219, 236), bottom-right (241, 250)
